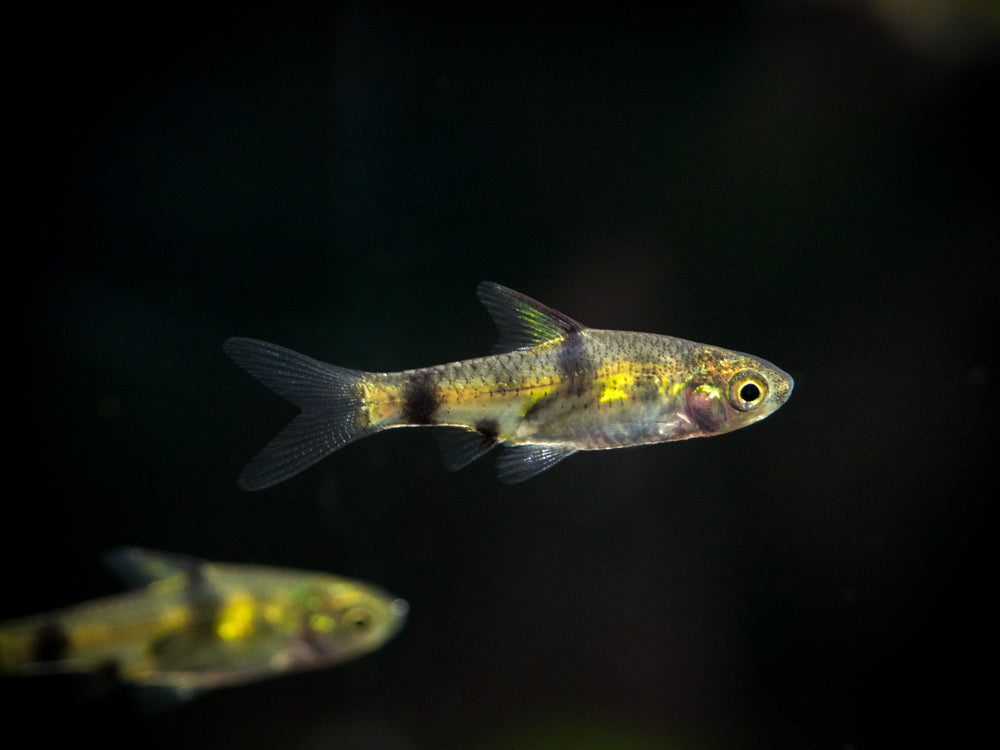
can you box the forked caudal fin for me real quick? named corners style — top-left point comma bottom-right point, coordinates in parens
top-left (223, 337), bottom-right (375, 491)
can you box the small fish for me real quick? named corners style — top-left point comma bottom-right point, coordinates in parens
top-left (225, 282), bottom-right (793, 489)
top-left (0, 549), bottom-right (407, 694)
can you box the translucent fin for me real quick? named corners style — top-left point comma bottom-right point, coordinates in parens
top-left (495, 444), bottom-right (578, 483)
top-left (477, 282), bottom-right (587, 353)
top-left (132, 682), bottom-right (204, 710)
top-left (223, 337), bottom-right (377, 490)
top-left (435, 427), bottom-right (499, 471)
top-left (103, 548), bottom-right (202, 589)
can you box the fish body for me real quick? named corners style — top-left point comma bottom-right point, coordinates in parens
top-left (0, 549), bottom-right (407, 693)
top-left (225, 282), bottom-right (793, 489)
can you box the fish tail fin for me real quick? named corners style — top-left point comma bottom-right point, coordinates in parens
top-left (223, 337), bottom-right (382, 491)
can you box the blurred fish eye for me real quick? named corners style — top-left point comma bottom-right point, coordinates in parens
top-left (342, 607), bottom-right (373, 631)
top-left (728, 371), bottom-right (768, 411)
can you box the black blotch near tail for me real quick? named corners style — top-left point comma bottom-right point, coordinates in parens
top-left (475, 418), bottom-right (500, 442)
top-left (402, 371), bottom-right (440, 425)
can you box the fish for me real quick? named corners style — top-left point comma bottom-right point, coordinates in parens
top-left (224, 281), bottom-right (793, 489)
top-left (0, 548), bottom-right (408, 694)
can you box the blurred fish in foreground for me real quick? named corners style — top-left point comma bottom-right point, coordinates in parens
top-left (225, 282), bottom-right (793, 489)
top-left (0, 548), bottom-right (407, 695)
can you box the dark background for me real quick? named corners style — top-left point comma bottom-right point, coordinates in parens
top-left (7, 4), bottom-right (997, 748)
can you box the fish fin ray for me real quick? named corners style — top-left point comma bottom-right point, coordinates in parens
top-left (223, 338), bottom-right (366, 410)
top-left (476, 282), bottom-right (587, 353)
top-left (103, 548), bottom-right (203, 589)
top-left (238, 411), bottom-right (376, 491)
top-left (496, 444), bottom-right (578, 483)
top-left (435, 427), bottom-right (498, 471)
top-left (131, 682), bottom-right (204, 711)
top-left (223, 337), bottom-right (376, 490)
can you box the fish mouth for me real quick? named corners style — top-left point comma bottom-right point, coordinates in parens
top-left (390, 598), bottom-right (409, 622)
top-left (388, 598), bottom-right (410, 634)
top-left (776, 371), bottom-right (795, 404)
top-left (763, 361), bottom-right (794, 406)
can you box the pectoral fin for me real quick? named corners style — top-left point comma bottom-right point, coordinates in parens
top-left (495, 444), bottom-right (578, 483)
top-left (435, 427), bottom-right (499, 471)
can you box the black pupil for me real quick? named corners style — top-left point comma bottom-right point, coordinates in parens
top-left (739, 382), bottom-right (761, 403)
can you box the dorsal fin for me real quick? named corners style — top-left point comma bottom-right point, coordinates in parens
top-left (103, 548), bottom-right (204, 590)
top-left (476, 282), bottom-right (587, 353)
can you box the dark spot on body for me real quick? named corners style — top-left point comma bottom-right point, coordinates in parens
top-left (555, 334), bottom-right (594, 400)
top-left (557, 333), bottom-right (588, 378)
top-left (402, 371), bottom-right (440, 425)
top-left (149, 632), bottom-right (178, 658)
top-left (634, 374), bottom-right (661, 402)
top-left (475, 418), bottom-right (500, 442)
top-left (95, 659), bottom-right (122, 682)
top-left (32, 621), bottom-right (69, 662)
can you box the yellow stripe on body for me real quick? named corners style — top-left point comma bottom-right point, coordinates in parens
top-left (594, 359), bottom-right (680, 405)
top-left (360, 380), bottom-right (399, 425)
top-left (437, 381), bottom-right (553, 430)
top-left (66, 604), bottom-right (194, 651)
top-left (366, 368), bottom-right (560, 429)
top-left (360, 375), bottom-right (537, 425)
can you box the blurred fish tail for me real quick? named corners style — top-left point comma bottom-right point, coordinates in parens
top-left (223, 337), bottom-right (384, 491)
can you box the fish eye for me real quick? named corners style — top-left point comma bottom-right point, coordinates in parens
top-left (342, 606), bottom-right (373, 631)
top-left (728, 370), bottom-right (768, 411)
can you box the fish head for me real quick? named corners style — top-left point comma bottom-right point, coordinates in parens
top-left (284, 578), bottom-right (408, 669)
top-left (682, 350), bottom-right (794, 437)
